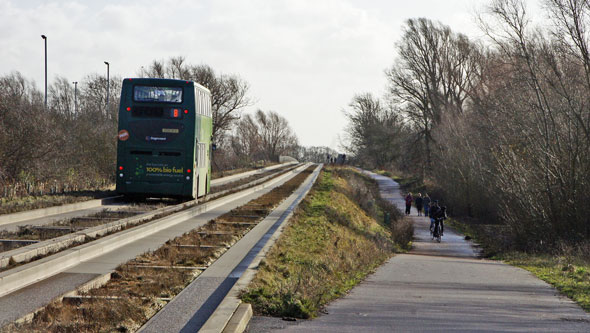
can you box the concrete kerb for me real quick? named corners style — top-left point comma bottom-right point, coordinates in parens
top-left (199, 164), bottom-right (322, 333)
top-left (0, 164), bottom-right (310, 299)
top-left (0, 196), bottom-right (121, 227)
top-left (222, 303), bottom-right (252, 333)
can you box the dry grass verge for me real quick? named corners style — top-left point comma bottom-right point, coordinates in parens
top-left (240, 166), bottom-right (411, 319)
top-left (0, 190), bottom-right (115, 216)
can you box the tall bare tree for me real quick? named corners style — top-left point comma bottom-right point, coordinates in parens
top-left (386, 18), bottom-right (480, 173)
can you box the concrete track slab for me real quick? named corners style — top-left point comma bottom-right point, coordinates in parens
top-left (0, 272), bottom-right (98, 327)
top-left (141, 276), bottom-right (237, 333)
top-left (61, 188), bottom-right (278, 278)
top-left (248, 170), bottom-right (590, 332)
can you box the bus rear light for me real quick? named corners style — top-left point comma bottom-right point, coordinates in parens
top-left (184, 109), bottom-right (188, 114)
top-left (126, 107), bottom-right (131, 111)
top-left (118, 166), bottom-right (124, 170)
top-left (173, 109), bottom-right (179, 117)
top-left (119, 173), bottom-right (124, 178)
top-left (187, 169), bottom-right (191, 173)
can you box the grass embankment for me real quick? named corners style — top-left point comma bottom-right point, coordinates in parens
top-left (390, 172), bottom-right (590, 313)
top-left (241, 167), bottom-right (412, 319)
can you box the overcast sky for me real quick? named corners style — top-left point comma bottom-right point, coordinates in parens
top-left (0, 0), bottom-right (543, 150)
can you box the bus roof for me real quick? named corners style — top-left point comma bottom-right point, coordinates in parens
top-left (123, 78), bottom-right (210, 94)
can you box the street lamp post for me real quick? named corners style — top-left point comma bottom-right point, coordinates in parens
top-left (104, 61), bottom-right (110, 110)
top-left (72, 81), bottom-right (78, 113)
top-left (41, 35), bottom-right (47, 109)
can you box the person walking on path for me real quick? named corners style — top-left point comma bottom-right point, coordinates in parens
top-left (415, 193), bottom-right (423, 216)
top-left (423, 193), bottom-right (431, 217)
top-left (405, 192), bottom-right (413, 215)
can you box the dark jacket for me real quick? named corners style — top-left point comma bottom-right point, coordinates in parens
top-left (429, 205), bottom-right (440, 218)
top-left (405, 195), bottom-right (413, 205)
top-left (434, 206), bottom-right (446, 219)
top-left (415, 197), bottom-right (423, 208)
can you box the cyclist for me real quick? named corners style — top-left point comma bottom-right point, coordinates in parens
top-left (429, 200), bottom-right (440, 235)
top-left (434, 206), bottom-right (447, 237)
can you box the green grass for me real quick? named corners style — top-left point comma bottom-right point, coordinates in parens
top-left (501, 252), bottom-right (590, 311)
top-left (241, 167), bottom-right (409, 319)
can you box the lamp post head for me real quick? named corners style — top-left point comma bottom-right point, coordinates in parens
top-left (41, 35), bottom-right (46, 39)
top-left (104, 61), bottom-right (109, 66)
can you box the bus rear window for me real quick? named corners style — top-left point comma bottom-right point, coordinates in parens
top-left (134, 86), bottom-right (182, 103)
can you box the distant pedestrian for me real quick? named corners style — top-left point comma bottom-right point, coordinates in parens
top-left (415, 193), bottom-right (423, 216)
top-left (405, 192), bottom-right (413, 215)
top-left (423, 193), bottom-right (431, 217)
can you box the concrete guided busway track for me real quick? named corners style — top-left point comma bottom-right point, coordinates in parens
top-left (0, 163), bottom-right (310, 328)
top-left (0, 162), bottom-right (297, 234)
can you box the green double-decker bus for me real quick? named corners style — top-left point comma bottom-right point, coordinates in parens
top-left (115, 78), bottom-right (212, 199)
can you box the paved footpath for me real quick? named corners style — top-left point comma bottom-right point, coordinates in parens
top-left (248, 171), bottom-right (590, 332)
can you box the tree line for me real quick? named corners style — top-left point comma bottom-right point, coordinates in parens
top-left (0, 56), bottom-right (307, 198)
top-left (345, 0), bottom-right (590, 250)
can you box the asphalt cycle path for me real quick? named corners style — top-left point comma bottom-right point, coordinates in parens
top-left (248, 170), bottom-right (590, 332)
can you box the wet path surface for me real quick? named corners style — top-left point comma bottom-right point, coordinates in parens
top-left (248, 170), bottom-right (590, 332)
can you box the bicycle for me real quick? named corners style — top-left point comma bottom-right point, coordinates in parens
top-left (432, 218), bottom-right (443, 243)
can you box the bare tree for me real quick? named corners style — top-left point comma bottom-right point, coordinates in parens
top-left (344, 93), bottom-right (405, 170)
top-left (49, 76), bottom-right (75, 119)
top-left (386, 18), bottom-right (479, 172)
top-left (231, 113), bottom-right (262, 161)
top-left (229, 109), bottom-right (299, 164)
